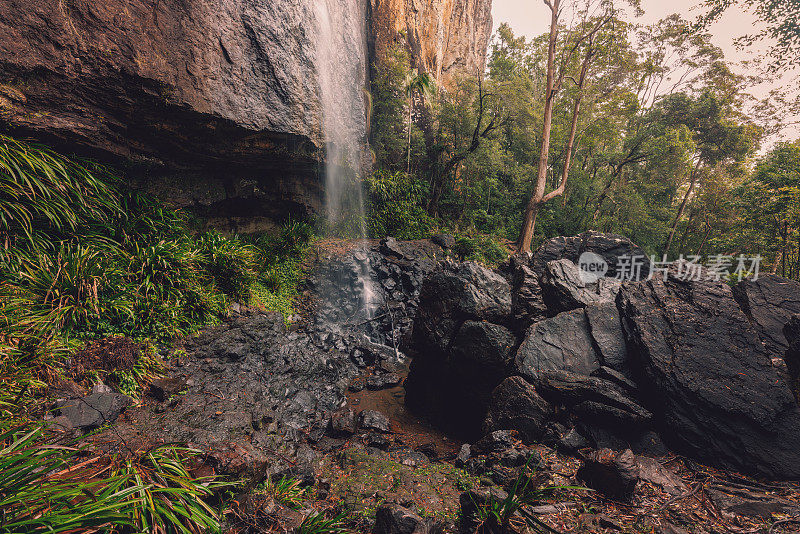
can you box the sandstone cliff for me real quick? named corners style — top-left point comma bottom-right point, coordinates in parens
top-left (0, 0), bottom-right (491, 229)
top-left (370, 0), bottom-right (493, 88)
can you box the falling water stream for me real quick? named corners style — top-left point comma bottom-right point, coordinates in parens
top-left (314, 0), bottom-right (378, 319)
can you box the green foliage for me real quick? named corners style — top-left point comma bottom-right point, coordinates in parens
top-left (0, 424), bottom-right (225, 533)
top-left (366, 170), bottom-right (433, 239)
top-left (470, 461), bottom-right (584, 534)
top-left (697, 0), bottom-right (800, 72)
top-left (0, 134), bottom-right (120, 260)
top-left (249, 219), bottom-right (315, 322)
top-left (368, 15), bottom-right (776, 259)
top-left (0, 135), bottom-right (312, 360)
top-left (453, 234), bottom-right (508, 265)
top-left (298, 509), bottom-right (349, 534)
top-left (258, 476), bottom-right (308, 509)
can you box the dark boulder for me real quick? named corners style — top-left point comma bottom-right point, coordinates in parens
top-left (510, 262), bottom-right (548, 331)
top-left (785, 315), bottom-right (800, 391)
top-left (406, 263), bottom-right (512, 436)
top-left (540, 259), bottom-right (621, 315)
top-left (148, 377), bottom-right (187, 402)
top-left (576, 448), bottom-right (639, 501)
top-left (483, 377), bottom-right (553, 441)
top-left (514, 309), bottom-right (600, 382)
top-left (412, 262), bottom-right (512, 355)
top-left (733, 274), bottom-right (800, 355)
top-left (330, 407), bottom-right (357, 437)
top-left (366, 373), bottom-right (402, 391)
top-left (585, 303), bottom-right (629, 375)
top-left (619, 268), bottom-right (800, 479)
top-left (705, 483), bottom-right (800, 519)
top-left (431, 234), bottom-right (456, 250)
top-left (533, 231), bottom-right (650, 280)
top-left (535, 371), bottom-right (651, 427)
top-left (450, 321), bottom-right (517, 380)
top-left (55, 390), bottom-right (133, 431)
top-left (360, 410), bottom-right (391, 433)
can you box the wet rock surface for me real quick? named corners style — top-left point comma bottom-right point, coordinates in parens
top-left (733, 274), bottom-right (800, 354)
top-left (515, 309), bottom-right (600, 382)
top-left (407, 232), bottom-right (800, 481)
top-left (540, 259), bottom-right (621, 315)
top-left (52, 386), bottom-right (133, 431)
top-left (78, 235), bottom-right (800, 532)
top-left (618, 266), bottom-right (800, 479)
top-left (532, 231), bottom-right (651, 279)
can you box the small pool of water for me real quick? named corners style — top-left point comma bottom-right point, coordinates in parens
top-left (346, 365), bottom-right (462, 459)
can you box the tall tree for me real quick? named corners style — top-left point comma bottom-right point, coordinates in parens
top-left (403, 71), bottom-right (435, 174)
top-left (517, 0), bottom-right (617, 253)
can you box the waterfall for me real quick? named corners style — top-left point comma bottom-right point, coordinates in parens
top-left (314, 0), bottom-right (378, 319)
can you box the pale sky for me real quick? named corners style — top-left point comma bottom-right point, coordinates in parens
top-left (491, 0), bottom-right (799, 144)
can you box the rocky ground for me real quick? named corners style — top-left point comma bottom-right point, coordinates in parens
top-left (44, 234), bottom-right (800, 533)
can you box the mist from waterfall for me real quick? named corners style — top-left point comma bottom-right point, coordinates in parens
top-left (314, 0), bottom-right (377, 319)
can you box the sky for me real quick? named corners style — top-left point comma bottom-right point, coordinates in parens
top-left (490, 0), bottom-right (799, 144)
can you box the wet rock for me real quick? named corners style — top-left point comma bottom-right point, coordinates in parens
top-left (706, 483), bottom-right (800, 519)
top-left (510, 263), bottom-right (548, 331)
top-left (456, 444), bottom-right (472, 466)
top-left (451, 321), bottom-right (517, 376)
top-left (577, 448), bottom-right (639, 501)
top-left (540, 259), bottom-right (621, 315)
top-left (330, 407), bottom-right (357, 437)
top-left (407, 263), bottom-right (513, 435)
top-left (619, 266), bottom-right (800, 479)
top-left (733, 274), bottom-right (800, 355)
top-left (366, 373), bottom-right (402, 390)
top-left (533, 231), bottom-right (651, 280)
top-left (381, 237), bottom-right (407, 259)
top-left (535, 370), bottom-right (651, 425)
top-left (515, 309), bottom-right (600, 382)
top-left (483, 376), bottom-right (553, 442)
top-left (585, 303), bottom-right (629, 375)
top-left (206, 441), bottom-right (270, 479)
top-left (635, 456), bottom-right (686, 496)
top-left (373, 503), bottom-right (443, 534)
top-left (366, 433), bottom-right (391, 450)
top-left (558, 427), bottom-right (592, 453)
top-left (148, 377), bottom-right (187, 402)
top-left (55, 391), bottom-right (133, 431)
top-left (785, 315), bottom-right (800, 391)
top-left (431, 234), bottom-right (456, 250)
top-left (413, 262), bottom-right (512, 355)
top-left (360, 410), bottom-right (391, 433)
top-left (472, 430), bottom-right (519, 456)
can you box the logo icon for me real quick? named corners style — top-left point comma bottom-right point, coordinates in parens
top-left (578, 252), bottom-right (608, 283)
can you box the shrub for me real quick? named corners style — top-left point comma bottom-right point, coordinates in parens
top-left (452, 233), bottom-right (508, 265)
top-left (367, 170), bottom-right (433, 239)
top-left (0, 424), bottom-right (226, 533)
top-left (197, 231), bottom-right (259, 302)
top-left (0, 134), bottom-right (120, 258)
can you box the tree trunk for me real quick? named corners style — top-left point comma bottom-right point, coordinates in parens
top-left (665, 160), bottom-right (701, 258)
top-left (406, 101), bottom-right (412, 175)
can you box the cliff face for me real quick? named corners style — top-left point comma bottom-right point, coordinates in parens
top-left (370, 0), bottom-right (493, 87)
top-left (0, 0), bottom-right (490, 230)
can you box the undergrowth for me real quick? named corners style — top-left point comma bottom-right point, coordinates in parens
top-left (0, 423), bottom-right (228, 533)
top-left (0, 134), bottom-right (313, 533)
